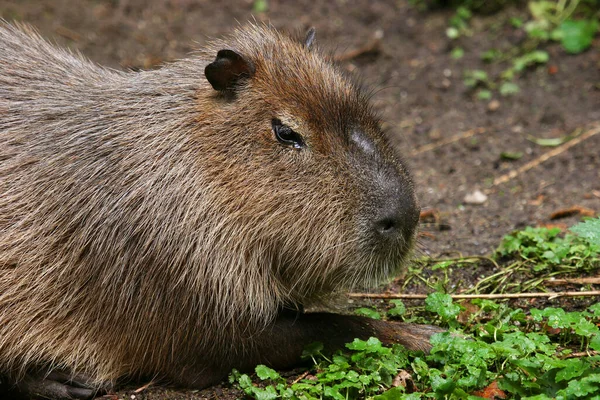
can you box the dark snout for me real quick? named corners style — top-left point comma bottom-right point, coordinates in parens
top-left (370, 168), bottom-right (420, 251)
top-left (349, 128), bottom-right (420, 260)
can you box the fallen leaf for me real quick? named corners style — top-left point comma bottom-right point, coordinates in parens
top-left (473, 381), bottom-right (507, 399)
top-left (457, 302), bottom-right (480, 324)
top-left (528, 194), bottom-right (545, 206)
top-left (544, 324), bottom-right (562, 335)
top-left (547, 65), bottom-right (559, 75)
top-left (500, 151), bottom-right (523, 160)
top-left (550, 206), bottom-right (596, 220)
top-left (392, 369), bottom-right (415, 392)
top-left (526, 135), bottom-right (572, 147)
top-left (538, 223), bottom-right (568, 230)
top-left (420, 209), bottom-right (440, 223)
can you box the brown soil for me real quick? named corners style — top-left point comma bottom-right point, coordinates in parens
top-left (1, 1), bottom-right (599, 399)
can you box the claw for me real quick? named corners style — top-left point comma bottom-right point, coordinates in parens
top-left (13, 369), bottom-right (110, 400)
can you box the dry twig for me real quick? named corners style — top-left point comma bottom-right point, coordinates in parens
top-left (544, 277), bottom-right (600, 286)
top-left (490, 123), bottom-right (600, 189)
top-left (348, 290), bottom-right (600, 300)
top-left (54, 26), bottom-right (82, 42)
top-left (564, 350), bottom-right (600, 359)
top-left (409, 128), bottom-right (485, 157)
top-left (133, 381), bottom-right (155, 393)
top-left (291, 371), bottom-right (311, 385)
top-left (334, 37), bottom-right (382, 62)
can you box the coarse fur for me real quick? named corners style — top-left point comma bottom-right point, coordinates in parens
top-left (0, 22), bottom-right (419, 390)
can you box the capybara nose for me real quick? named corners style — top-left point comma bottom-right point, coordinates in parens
top-left (373, 195), bottom-right (419, 243)
top-left (370, 170), bottom-right (420, 247)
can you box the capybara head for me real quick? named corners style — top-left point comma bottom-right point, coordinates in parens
top-left (197, 25), bottom-right (420, 305)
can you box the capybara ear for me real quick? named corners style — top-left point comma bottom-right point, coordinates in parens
top-left (205, 49), bottom-right (255, 91)
top-left (304, 27), bottom-right (316, 49)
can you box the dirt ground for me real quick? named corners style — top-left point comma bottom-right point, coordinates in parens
top-left (1, 0), bottom-right (599, 399)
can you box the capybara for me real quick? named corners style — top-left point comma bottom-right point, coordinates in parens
top-left (0, 22), bottom-right (440, 399)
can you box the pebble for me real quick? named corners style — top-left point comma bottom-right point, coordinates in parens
top-left (487, 99), bottom-right (500, 112)
top-left (464, 190), bottom-right (488, 205)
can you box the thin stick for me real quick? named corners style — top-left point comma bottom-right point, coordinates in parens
top-left (334, 38), bottom-right (381, 62)
top-left (490, 123), bottom-right (600, 189)
top-left (347, 290), bottom-right (600, 300)
top-left (409, 128), bottom-right (485, 156)
top-left (564, 350), bottom-right (600, 359)
top-left (545, 277), bottom-right (600, 286)
top-left (133, 381), bottom-right (155, 393)
top-left (291, 371), bottom-right (311, 384)
top-left (54, 25), bottom-right (82, 42)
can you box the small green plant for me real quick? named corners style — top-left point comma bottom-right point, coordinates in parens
top-left (496, 221), bottom-right (600, 272)
top-left (526, 0), bottom-right (599, 53)
top-left (481, 48), bottom-right (502, 62)
top-left (409, 219), bottom-right (600, 294)
top-left (450, 46), bottom-right (465, 59)
top-left (230, 337), bottom-right (413, 400)
top-left (571, 217), bottom-right (600, 244)
top-left (386, 299), bottom-right (407, 318)
top-left (463, 69), bottom-right (502, 99)
top-left (556, 18), bottom-right (599, 52)
top-left (446, 6), bottom-right (473, 39)
top-left (355, 307), bottom-right (382, 320)
top-left (463, 68), bottom-right (523, 99)
top-left (466, 219), bottom-right (600, 293)
top-left (230, 220), bottom-right (600, 398)
top-left (511, 49), bottom-right (550, 72)
top-left (500, 151), bottom-right (524, 160)
top-left (230, 295), bottom-right (600, 399)
top-left (425, 292), bottom-right (462, 327)
top-left (430, 1), bottom-right (600, 98)
top-left (463, 69), bottom-right (490, 88)
top-left (499, 81), bottom-right (521, 96)
top-left (252, 0), bottom-right (268, 13)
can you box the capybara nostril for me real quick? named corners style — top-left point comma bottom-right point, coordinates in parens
top-left (375, 217), bottom-right (398, 235)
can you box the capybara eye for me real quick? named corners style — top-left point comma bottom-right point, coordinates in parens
top-left (272, 119), bottom-right (305, 149)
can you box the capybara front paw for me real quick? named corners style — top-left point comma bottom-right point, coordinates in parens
top-left (17, 370), bottom-right (109, 400)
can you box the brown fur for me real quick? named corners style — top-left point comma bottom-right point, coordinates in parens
top-left (0, 22), bottom-right (419, 391)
